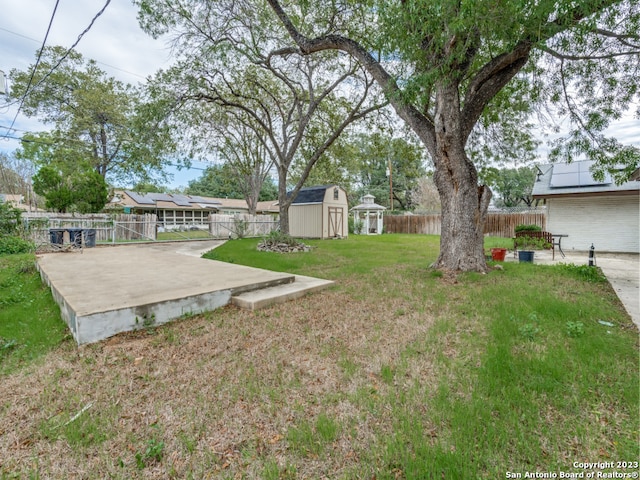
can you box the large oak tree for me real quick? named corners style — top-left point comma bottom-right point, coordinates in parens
top-left (136, 0), bottom-right (387, 233)
top-left (265, 0), bottom-right (639, 271)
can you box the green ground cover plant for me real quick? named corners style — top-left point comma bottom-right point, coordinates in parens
top-left (0, 235), bottom-right (637, 479)
top-left (0, 254), bottom-right (70, 375)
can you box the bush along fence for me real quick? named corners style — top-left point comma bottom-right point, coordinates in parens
top-left (384, 211), bottom-right (546, 238)
top-left (23, 212), bottom-right (280, 245)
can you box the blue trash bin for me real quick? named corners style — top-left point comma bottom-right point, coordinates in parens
top-left (49, 229), bottom-right (64, 245)
top-left (66, 228), bottom-right (83, 247)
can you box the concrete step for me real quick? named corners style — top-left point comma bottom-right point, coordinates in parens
top-left (231, 275), bottom-right (335, 311)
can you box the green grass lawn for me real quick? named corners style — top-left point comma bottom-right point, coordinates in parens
top-left (0, 235), bottom-right (637, 479)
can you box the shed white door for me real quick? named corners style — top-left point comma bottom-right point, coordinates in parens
top-left (328, 207), bottom-right (344, 238)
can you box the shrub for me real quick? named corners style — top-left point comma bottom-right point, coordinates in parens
top-left (515, 224), bottom-right (542, 233)
top-left (514, 235), bottom-right (551, 250)
top-left (0, 236), bottom-right (34, 255)
top-left (0, 202), bottom-right (22, 236)
top-left (261, 230), bottom-right (303, 247)
top-left (348, 217), bottom-right (364, 234)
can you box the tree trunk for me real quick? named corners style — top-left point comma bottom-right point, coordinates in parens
top-left (277, 166), bottom-right (291, 234)
top-left (430, 83), bottom-right (491, 272)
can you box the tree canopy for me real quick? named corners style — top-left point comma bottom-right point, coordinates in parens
top-left (136, 0), bottom-right (387, 232)
top-left (481, 166), bottom-right (539, 208)
top-left (7, 46), bottom-right (178, 186)
top-left (186, 163), bottom-right (278, 202)
top-left (263, 0), bottom-right (639, 270)
top-left (32, 164), bottom-right (109, 213)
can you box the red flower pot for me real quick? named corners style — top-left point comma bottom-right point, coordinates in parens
top-left (491, 248), bottom-right (507, 261)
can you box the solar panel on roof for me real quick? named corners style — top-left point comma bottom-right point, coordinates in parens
top-left (171, 195), bottom-right (193, 207)
top-left (126, 191), bottom-right (155, 205)
top-left (551, 163), bottom-right (577, 174)
top-left (550, 161), bottom-right (612, 188)
top-left (190, 196), bottom-right (221, 205)
top-left (148, 193), bottom-right (173, 201)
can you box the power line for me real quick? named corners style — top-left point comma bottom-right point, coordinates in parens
top-left (1, 0), bottom-right (113, 141)
top-left (0, 0), bottom-right (60, 141)
top-left (0, 25), bottom-right (148, 81)
top-left (28, 0), bottom-right (113, 93)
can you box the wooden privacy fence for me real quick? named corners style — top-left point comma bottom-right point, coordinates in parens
top-left (384, 214), bottom-right (442, 235)
top-left (209, 214), bottom-right (279, 238)
top-left (483, 212), bottom-right (546, 237)
top-left (113, 214), bottom-right (157, 241)
top-left (384, 212), bottom-right (546, 238)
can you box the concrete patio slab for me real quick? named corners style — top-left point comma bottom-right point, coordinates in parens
top-left (36, 242), bottom-right (296, 345)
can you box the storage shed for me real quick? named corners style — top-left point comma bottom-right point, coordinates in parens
top-left (288, 185), bottom-right (349, 239)
top-left (532, 161), bottom-right (640, 253)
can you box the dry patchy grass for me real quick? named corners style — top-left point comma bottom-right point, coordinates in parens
top-left (0, 265), bottom-right (442, 479)
top-left (0, 245), bottom-right (637, 479)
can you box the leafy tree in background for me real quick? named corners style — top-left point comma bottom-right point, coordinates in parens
top-left (7, 46), bottom-right (178, 186)
top-left (32, 165), bottom-right (108, 213)
top-left (0, 152), bottom-right (41, 210)
top-left (186, 163), bottom-right (278, 203)
top-left (136, 0), bottom-right (387, 233)
top-left (130, 181), bottom-right (168, 194)
top-left (213, 116), bottom-right (278, 214)
top-left (353, 132), bottom-right (427, 211)
top-left (265, 0), bottom-right (639, 271)
top-left (481, 166), bottom-right (538, 208)
top-left (411, 175), bottom-right (441, 214)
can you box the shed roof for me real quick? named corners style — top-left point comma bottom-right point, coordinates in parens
top-left (532, 161), bottom-right (640, 199)
top-left (290, 185), bottom-right (340, 205)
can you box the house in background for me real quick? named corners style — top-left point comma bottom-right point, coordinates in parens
top-left (288, 185), bottom-right (349, 239)
top-left (108, 191), bottom-right (278, 229)
top-left (532, 161), bottom-right (639, 253)
top-left (0, 193), bottom-right (43, 212)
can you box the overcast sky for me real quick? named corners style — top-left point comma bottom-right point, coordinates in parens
top-left (0, 0), bottom-right (211, 189)
top-left (1, 0), bottom-right (638, 189)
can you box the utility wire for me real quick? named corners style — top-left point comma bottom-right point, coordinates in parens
top-left (0, 0), bottom-right (112, 140)
top-left (0, 0), bottom-right (60, 141)
top-left (0, 26), bottom-right (147, 81)
top-left (27, 0), bottom-right (112, 94)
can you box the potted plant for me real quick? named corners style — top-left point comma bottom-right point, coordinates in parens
top-left (514, 225), bottom-right (551, 263)
top-left (490, 247), bottom-right (507, 261)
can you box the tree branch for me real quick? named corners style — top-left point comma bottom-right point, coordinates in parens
top-left (461, 41), bottom-right (532, 141)
top-left (541, 43), bottom-right (640, 60)
top-left (265, 0), bottom-right (437, 156)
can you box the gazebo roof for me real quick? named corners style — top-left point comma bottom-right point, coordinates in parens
top-left (351, 194), bottom-right (387, 212)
